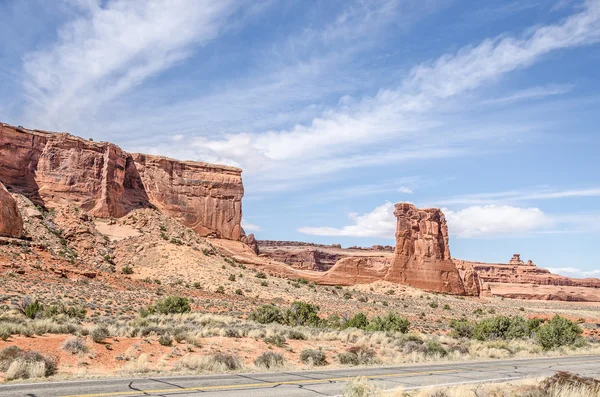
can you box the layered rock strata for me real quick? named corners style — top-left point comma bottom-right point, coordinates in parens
top-left (0, 123), bottom-right (243, 239)
top-left (383, 203), bottom-right (467, 294)
top-left (0, 182), bottom-right (23, 238)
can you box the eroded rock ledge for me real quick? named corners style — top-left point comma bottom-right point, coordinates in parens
top-left (0, 123), bottom-right (243, 239)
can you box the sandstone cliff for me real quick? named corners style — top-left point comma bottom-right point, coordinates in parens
top-left (0, 123), bottom-right (243, 239)
top-left (384, 203), bottom-right (467, 295)
top-left (0, 182), bottom-right (23, 238)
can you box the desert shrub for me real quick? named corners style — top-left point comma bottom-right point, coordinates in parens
top-left (91, 326), bottom-right (110, 343)
top-left (250, 304), bottom-right (283, 324)
top-left (368, 312), bottom-right (410, 333)
top-left (18, 297), bottom-right (43, 319)
top-left (284, 301), bottom-right (322, 327)
top-left (342, 377), bottom-right (380, 397)
top-left (255, 272), bottom-right (267, 279)
top-left (228, 274), bottom-right (236, 282)
top-left (0, 346), bottom-right (57, 379)
top-left (254, 351), bottom-right (285, 369)
top-left (224, 328), bottom-right (241, 338)
top-left (449, 319), bottom-right (474, 339)
top-left (536, 315), bottom-right (583, 350)
top-left (300, 349), bottom-right (327, 366)
top-left (61, 337), bottom-right (88, 354)
top-left (338, 351), bottom-right (359, 365)
top-left (154, 296), bottom-right (191, 314)
top-left (425, 340), bottom-right (447, 357)
top-left (158, 335), bottom-right (173, 346)
top-left (287, 330), bottom-right (307, 340)
top-left (339, 346), bottom-right (377, 366)
top-left (43, 303), bottom-right (86, 320)
top-left (264, 334), bottom-right (286, 348)
top-left (121, 265), bottom-right (134, 274)
top-left (540, 371), bottom-right (600, 394)
top-left (343, 312), bottom-right (369, 330)
top-left (212, 353), bottom-right (241, 370)
top-left (429, 301), bottom-right (439, 309)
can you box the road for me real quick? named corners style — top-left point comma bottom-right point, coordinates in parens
top-left (1, 355), bottom-right (599, 397)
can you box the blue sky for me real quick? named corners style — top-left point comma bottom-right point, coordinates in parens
top-left (1, 0), bottom-right (599, 277)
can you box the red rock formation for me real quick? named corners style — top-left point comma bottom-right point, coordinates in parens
top-left (0, 182), bottom-right (23, 238)
top-left (0, 123), bottom-right (243, 239)
top-left (241, 233), bottom-right (259, 255)
top-left (384, 203), bottom-right (468, 295)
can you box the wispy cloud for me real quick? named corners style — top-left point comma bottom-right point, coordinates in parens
top-left (175, 2), bottom-right (600, 186)
top-left (483, 84), bottom-right (574, 105)
top-left (434, 187), bottom-right (600, 206)
top-left (21, 0), bottom-right (254, 130)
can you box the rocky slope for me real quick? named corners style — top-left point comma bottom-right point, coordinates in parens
top-left (0, 123), bottom-right (243, 239)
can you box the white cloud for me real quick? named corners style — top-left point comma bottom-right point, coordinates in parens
top-left (398, 186), bottom-right (413, 194)
top-left (298, 202), bottom-right (396, 238)
top-left (444, 205), bottom-right (553, 238)
top-left (171, 134), bottom-right (184, 142)
top-left (546, 267), bottom-right (600, 278)
top-left (22, 0), bottom-right (248, 130)
top-left (297, 202), bottom-right (595, 239)
top-left (241, 220), bottom-right (261, 232)
top-left (180, 2), bottom-right (600, 181)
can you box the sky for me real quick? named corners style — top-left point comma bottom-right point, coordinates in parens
top-left (1, 0), bottom-right (599, 277)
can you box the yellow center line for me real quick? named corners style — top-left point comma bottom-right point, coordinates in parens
top-left (59, 358), bottom-right (600, 397)
top-left (60, 369), bottom-right (458, 397)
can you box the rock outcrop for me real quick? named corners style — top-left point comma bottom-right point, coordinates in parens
top-left (241, 233), bottom-right (259, 255)
top-left (454, 256), bottom-right (600, 301)
top-left (0, 123), bottom-right (243, 239)
top-left (0, 182), bottom-right (23, 238)
top-left (384, 203), bottom-right (467, 295)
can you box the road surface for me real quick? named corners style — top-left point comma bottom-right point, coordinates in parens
top-left (1, 354), bottom-right (599, 397)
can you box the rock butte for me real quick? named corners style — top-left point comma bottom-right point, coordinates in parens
top-left (0, 123), bottom-right (243, 240)
top-left (0, 181), bottom-right (23, 238)
top-left (257, 207), bottom-right (600, 301)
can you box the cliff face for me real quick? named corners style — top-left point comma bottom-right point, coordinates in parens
top-left (384, 203), bottom-right (468, 295)
top-left (0, 123), bottom-right (243, 239)
top-left (0, 182), bottom-right (23, 238)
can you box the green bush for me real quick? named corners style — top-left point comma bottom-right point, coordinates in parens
top-left (255, 272), bottom-right (267, 279)
top-left (19, 297), bottom-right (43, 319)
top-left (300, 349), bottom-right (327, 366)
top-left (367, 312), bottom-right (410, 333)
top-left (536, 315), bottom-right (583, 350)
top-left (473, 316), bottom-right (539, 341)
top-left (121, 265), bottom-right (134, 275)
top-left (284, 301), bottom-right (322, 327)
top-left (154, 296), bottom-right (191, 314)
top-left (343, 312), bottom-right (369, 330)
top-left (250, 304), bottom-right (283, 324)
top-left (425, 340), bottom-right (447, 357)
top-left (449, 319), bottom-right (474, 339)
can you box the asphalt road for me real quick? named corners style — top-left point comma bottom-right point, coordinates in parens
top-left (1, 355), bottom-right (599, 397)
